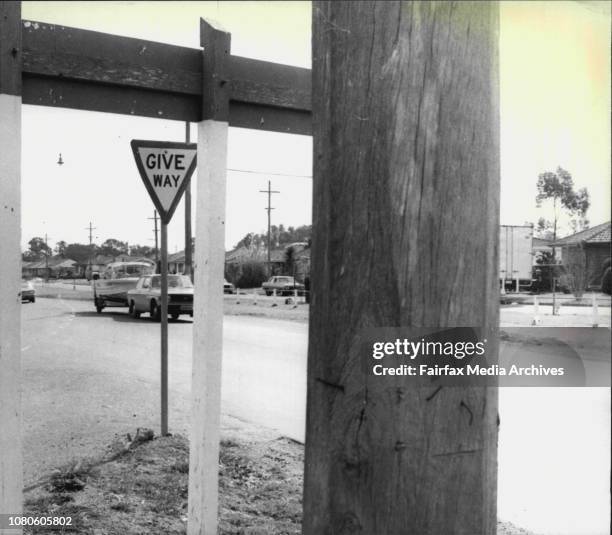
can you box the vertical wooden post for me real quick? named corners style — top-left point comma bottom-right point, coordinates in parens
top-left (187, 18), bottom-right (230, 535)
top-left (160, 221), bottom-right (168, 436)
top-left (184, 122), bottom-right (193, 278)
top-left (304, 2), bottom-right (500, 534)
top-left (0, 0), bottom-right (23, 524)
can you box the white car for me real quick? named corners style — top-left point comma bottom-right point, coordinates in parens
top-left (127, 274), bottom-right (193, 321)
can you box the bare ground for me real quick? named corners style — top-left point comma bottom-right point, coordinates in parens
top-left (23, 431), bottom-right (535, 535)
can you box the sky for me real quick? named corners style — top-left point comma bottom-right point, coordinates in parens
top-left (20, 1), bottom-right (610, 256)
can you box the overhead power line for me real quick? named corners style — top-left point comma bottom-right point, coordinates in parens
top-left (227, 168), bottom-right (312, 179)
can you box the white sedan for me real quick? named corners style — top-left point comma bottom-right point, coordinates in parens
top-left (127, 274), bottom-right (193, 321)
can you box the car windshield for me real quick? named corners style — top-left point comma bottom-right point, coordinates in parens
top-left (150, 275), bottom-right (193, 289)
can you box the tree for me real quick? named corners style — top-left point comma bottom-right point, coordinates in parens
top-left (234, 261), bottom-right (267, 288)
top-left (99, 238), bottom-right (128, 257)
top-left (54, 240), bottom-right (67, 256)
top-left (232, 225), bottom-right (312, 251)
top-left (130, 244), bottom-right (153, 257)
top-left (535, 167), bottom-right (590, 244)
top-left (533, 217), bottom-right (554, 240)
top-left (24, 237), bottom-right (51, 260)
top-left (284, 245), bottom-right (296, 277)
top-left (63, 243), bottom-right (96, 264)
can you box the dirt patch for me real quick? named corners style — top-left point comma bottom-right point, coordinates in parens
top-left (24, 432), bottom-right (302, 535)
top-left (23, 430), bottom-right (534, 535)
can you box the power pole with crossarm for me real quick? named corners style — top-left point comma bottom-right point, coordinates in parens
top-left (148, 210), bottom-right (160, 264)
top-left (259, 180), bottom-right (280, 274)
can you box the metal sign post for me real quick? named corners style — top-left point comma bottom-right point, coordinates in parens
top-left (131, 140), bottom-right (197, 436)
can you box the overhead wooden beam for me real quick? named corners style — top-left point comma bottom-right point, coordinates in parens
top-left (304, 2), bottom-right (500, 534)
top-left (20, 19), bottom-right (311, 134)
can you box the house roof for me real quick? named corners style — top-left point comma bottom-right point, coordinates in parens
top-left (22, 256), bottom-right (77, 269)
top-left (553, 221), bottom-right (611, 246)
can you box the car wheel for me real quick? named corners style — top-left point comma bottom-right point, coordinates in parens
top-left (31, 297), bottom-right (35, 303)
top-left (150, 300), bottom-right (161, 321)
top-left (95, 297), bottom-right (104, 313)
top-left (129, 301), bottom-right (140, 319)
top-left (266, 291), bottom-right (272, 296)
top-left (171, 313), bottom-right (180, 321)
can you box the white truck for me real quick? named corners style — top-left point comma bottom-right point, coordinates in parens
top-left (499, 225), bottom-right (534, 292)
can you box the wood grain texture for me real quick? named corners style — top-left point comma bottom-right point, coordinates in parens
top-left (200, 18), bottom-right (231, 121)
top-left (0, 1), bottom-right (21, 95)
top-left (304, 2), bottom-right (499, 534)
top-left (20, 18), bottom-right (311, 130)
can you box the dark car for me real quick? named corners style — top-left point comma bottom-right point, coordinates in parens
top-left (224, 279), bottom-right (236, 294)
top-left (261, 276), bottom-right (305, 296)
top-left (127, 274), bottom-right (193, 320)
top-left (21, 280), bottom-right (35, 303)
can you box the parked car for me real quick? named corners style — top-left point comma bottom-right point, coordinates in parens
top-left (223, 279), bottom-right (236, 294)
top-left (21, 280), bottom-right (35, 303)
top-left (261, 276), bottom-right (305, 296)
top-left (127, 274), bottom-right (193, 321)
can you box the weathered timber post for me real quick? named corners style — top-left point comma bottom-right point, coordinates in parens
top-left (184, 121), bottom-right (193, 278)
top-left (0, 1), bottom-right (24, 525)
top-left (187, 18), bottom-right (230, 535)
top-left (304, 2), bottom-right (500, 534)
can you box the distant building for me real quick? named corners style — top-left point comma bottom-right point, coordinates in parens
top-left (553, 221), bottom-right (611, 289)
top-left (22, 256), bottom-right (78, 279)
top-left (224, 241), bottom-right (311, 282)
top-left (168, 250), bottom-right (187, 274)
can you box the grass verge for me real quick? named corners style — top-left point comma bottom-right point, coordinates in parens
top-left (24, 430), bottom-right (535, 535)
top-left (24, 432), bottom-right (302, 535)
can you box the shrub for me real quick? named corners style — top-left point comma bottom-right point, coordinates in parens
top-left (602, 267), bottom-right (612, 295)
top-left (235, 261), bottom-right (268, 289)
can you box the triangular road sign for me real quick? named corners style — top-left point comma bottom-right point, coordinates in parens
top-left (131, 140), bottom-right (197, 224)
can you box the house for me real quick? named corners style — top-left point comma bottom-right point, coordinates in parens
top-left (168, 250), bottom-right (187, 274)
top-left (225, 241), bottom-right (311, 281)
top-left (22, 256), bottom-right (78, 279)
top-left (553, 221), bottom-right (611, 289)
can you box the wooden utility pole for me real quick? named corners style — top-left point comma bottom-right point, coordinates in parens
top-left (259, 180), bottom-right (279, 273)
top-left (148, 210), bottom-right (159, 263)
top-left (44, 232), bottom-right (50, 282)
top-left (85, 221), bottom-right (96, 276)
top-left (184, 122), bottom-right (193, 277)
top-left (304, 3), bottom-right (500, 534)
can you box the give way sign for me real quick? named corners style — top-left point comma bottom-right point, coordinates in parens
top-left (131, 140), bottom-right (197, 224)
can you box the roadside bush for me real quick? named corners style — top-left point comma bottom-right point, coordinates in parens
top-left (235, 261), bottom-right (268, 289)
top-left (602, 267), bottom-right (612, 295)
top-left (224, 263), bottom-right (241, 285)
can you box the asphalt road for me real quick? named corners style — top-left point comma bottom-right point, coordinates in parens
top-left (21, 297), bottom-right (306, 482)
top-left (21, 297), bottom-right (610, 534)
